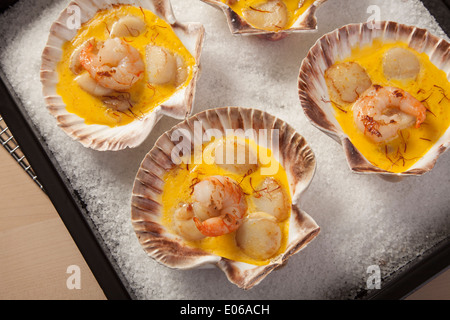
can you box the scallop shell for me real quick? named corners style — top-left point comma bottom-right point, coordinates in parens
top-left (201, 0), bottom-right (327, 40)
top-left (298, 21), bottom-right (450, 178)
top-left (131, 106), bottom-right (319, 289)
top-left (40, 0), bottom-right (205, 151)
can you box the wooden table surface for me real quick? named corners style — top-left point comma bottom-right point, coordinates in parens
top-left (0, 145), bottom-right (448, 300)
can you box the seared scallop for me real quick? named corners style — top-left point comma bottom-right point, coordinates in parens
top-left (236, 212), bottom-right (282, 260)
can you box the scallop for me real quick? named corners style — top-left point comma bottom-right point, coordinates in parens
top-left (173, 203), bottom-right (206, 241)
top-left (325, 61), bottom-right (372, 104)
top-left (110, 15), bottom-right (146, 38)
top-left (146, 45), bottom-right (178, 85)
top-left (236, 212), bottom-right (282, 260)
top-left (251, 177), bottom-right (290, 222)
top-left (242, 0), bottom-right (289, 32)
top-left (131, 107), bottom-right (319, 289)
top-left (208, 137), bottom-right (259, 175)
top-left (146, 45), bottom-right (189, 87)
top-left (383, 47), bottom-right (421, 80)
top-left (41, 0), bottom-right (205, 151)
top-left (75, 72), bottom-right (114, 97)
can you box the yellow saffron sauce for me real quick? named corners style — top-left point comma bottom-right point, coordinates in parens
top-left (161, 136), bottom-right (291, 266)
top-left (222, 0), bottom-right (315, 31)
top-left (56, 5), bottom-right (196, 127)
top-left (329, 40), bottom-right (450, 173)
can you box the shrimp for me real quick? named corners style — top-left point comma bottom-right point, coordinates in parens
top-left (102, 94), bottom-right (134, 112)
top-left (79, 38), bottom-right (145, 92)
top-left (70, 38), bottom-right (94, 75)
top-left (191, 176), bottom-right (248, 237)
top-left (353, 85), bottom-right (427, 143)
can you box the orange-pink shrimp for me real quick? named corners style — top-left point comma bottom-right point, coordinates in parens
top-left (79, 38), bottom-right (145, 92)
top-left (191, 176), bottom-right (247, 237)
top-left (353, 85), bottom-right (427, 143)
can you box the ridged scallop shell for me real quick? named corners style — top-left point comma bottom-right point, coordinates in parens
top-left (201, 0), bottom-right (327, 40)
top-left (298, 21), bottom-right (450, 178)
top-left (40, 0), bottom-right (205, 151)
top-left (131, 106), bottom-right (319, 289)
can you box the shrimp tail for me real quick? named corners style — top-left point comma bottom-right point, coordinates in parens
top-left (415, 109), bottom-right (427, 128)
top-left (79, 43), bottom-right (95, 70)
top-left (193, 216), bottom-right (238, 237)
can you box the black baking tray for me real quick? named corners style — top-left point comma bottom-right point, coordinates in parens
top-left (0, 0), bottom-right (448, 301)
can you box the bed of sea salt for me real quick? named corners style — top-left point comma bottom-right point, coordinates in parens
top-left (0, 0), bottom-right (449, 299)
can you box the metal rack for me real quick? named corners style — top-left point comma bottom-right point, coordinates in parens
top-left (0, 114), bottom-right (44, 191)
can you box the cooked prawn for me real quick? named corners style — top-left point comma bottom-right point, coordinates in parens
top-left (353, 85), bottom-right (427, 143)
top-left (79, 38), bottom-right (145, 91)
top-left (191, 176), bottom-right (248, 237)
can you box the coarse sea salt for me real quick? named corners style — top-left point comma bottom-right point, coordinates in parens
top-left (0, 0), bottom-right (449, 299)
